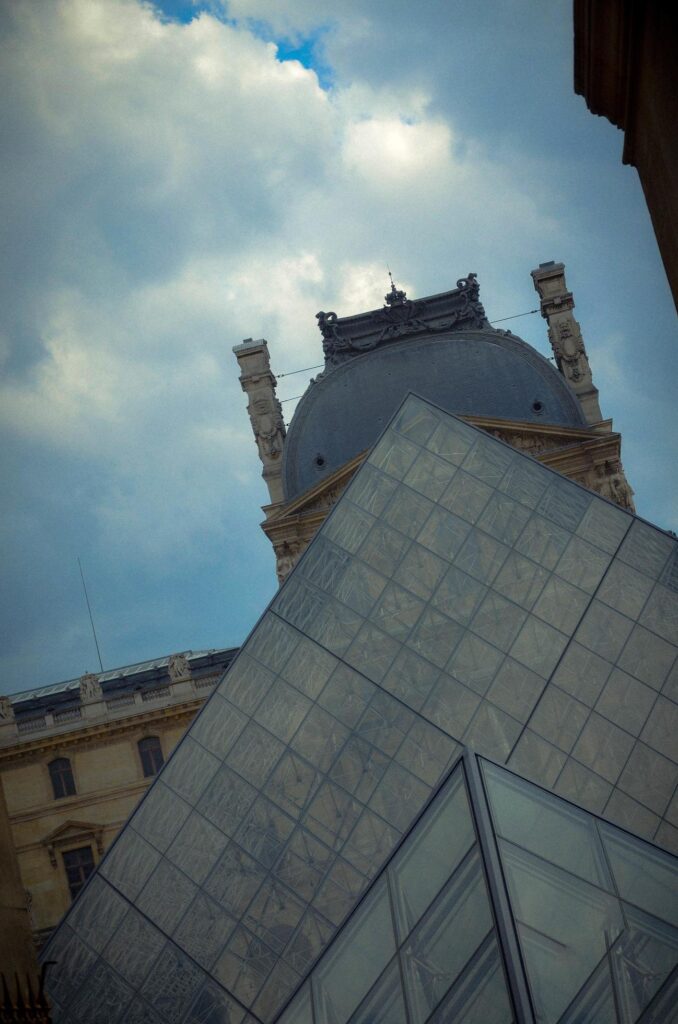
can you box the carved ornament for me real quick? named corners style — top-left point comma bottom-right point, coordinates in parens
top-left (317, 274), bottom-right (488, 368)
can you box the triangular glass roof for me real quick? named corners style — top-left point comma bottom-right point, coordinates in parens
top-left (41, 394), bottom-right (678, 1023)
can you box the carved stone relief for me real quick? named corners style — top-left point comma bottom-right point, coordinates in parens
top-left (167, 653), bottom-right (191, 683)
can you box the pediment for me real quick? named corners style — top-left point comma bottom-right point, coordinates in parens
top-left (42, 819), bottom-right (104, 866)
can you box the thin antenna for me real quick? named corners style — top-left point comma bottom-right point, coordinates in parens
top-left (77, 557), bottom-right (104, 673)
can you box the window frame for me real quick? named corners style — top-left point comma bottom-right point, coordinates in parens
top-left (62, 845), bottom-right (95, 901)
top-left (48, 757), bottom-right (76, 800)
top-left (138, 735), bottom-right (164, 778)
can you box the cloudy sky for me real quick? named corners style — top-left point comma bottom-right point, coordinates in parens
top-left (1, 0), bottom-right (675, 696)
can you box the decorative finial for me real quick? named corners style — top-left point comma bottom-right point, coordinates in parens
top-left (385, 268), bottom-right (407, 306)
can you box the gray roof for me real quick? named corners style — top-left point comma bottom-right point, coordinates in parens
top-left (9, 648), bottom-right (236, 706)
top-left (283, 328), bottom-right (587, 501)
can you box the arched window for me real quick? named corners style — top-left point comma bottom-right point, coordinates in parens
top-left (49, 757), bottom-right (76, 800)
top-left (138, 736), bottom-right (164, 777)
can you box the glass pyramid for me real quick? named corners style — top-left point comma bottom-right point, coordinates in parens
top-left (41, 394), bottom-right (678, 1023)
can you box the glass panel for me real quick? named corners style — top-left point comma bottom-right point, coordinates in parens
top-left (537, 477), bottom-right (591, 532)
top-left (383, 645), bottom-right (441, 707)
top-left (500, 841), bottom-right (624, 1024)
top-left (341, 808), bottom-right (400, 878)
top-left (198, 765), bottom-right (257, 837)
top-left (431, 564), bottom-right (486, 625)
top-left (447, 634), bottom-right (503, 696)
top-left (370, 430), bottom-right (419, 481)
top-left (483, 762), bottom-right (612, 889)
top-left (572, 713), bottom-right (635, 784)
top-left (529, 686), bottom-right (589, 753)
top-left (369, 762), bottom-right (430, 832)
top-left (204, 843), bottom-right (267, 917)
top-left (394, 542), bottom-right (449, 600)
top-left (191, 695), bottom-right (248, 759)
top-left (417, 505), bottom-right (471, 561)
top-left (640, 696), bottom-right (678, 762)
top-left (618, 520), bottom-right (674, 579)
top-left (390, 765), bottom-right (475, 941)
top-left (383, 485), bottom-right (434, 540)
top-left (243, 877), bottom-right (305, 954)
top-left (245, 614), bottom-right (299, 674)
top-left (236, 797), bottom-right (296, 868)
top-left (167, 811), bottom-right (229, 884)
top-left (349, 463), bottom-right (398, 515)
top-left (423, 673), bottom-right (481, 739)
top-left (68, 960), bottom-right (133, 1024)
top-left (463, 702), bottom-right (522, 761)
top-left (253, 680), bottom-right (312, 743)
top-left (509, 616), bottom-right (567, 679)
top-left (162, 737), bottom-right (220, 805)
top-left (454, 529), bottom-right (510, 584)
top-left (266, 751), bottom-right (323, 820)
top-left (281, 638), bottom-right (338, 700)
top-left (486, 658), bottom-right (544, 723)
top-left (324, 501), bottom-right (375, 555)
top-left (213, 927), bottom-right (276, 1008)
top-left (575, 497), bottom-right (630, 555)
top-left (477, 490), bottom-right (531, 545)
top-left (532, 575), bottom-right (589, 635)
top-left (515, 515), bottom-right (569, 570)
top-left (137, 859), bottom-right (197, 933)
top-left (595, 668), bottom-right (656, 735)
top-left (313, 858), bottom-right (367, 926)
top-left (575, 601), bottom-right (635, 663)
top-left (140, 943), bottom-right (205, 1024)
top-left (610, 903), bottom-right (678, 1023)
top-left (440, 469), bottom-right (493, 524)
top-left (274, 827), bottom-right (332, 902)
top-left (284, 908), bottom-right (334, 975)
top-left (401, 850), bottom-right (494, 1024)
top-left (598, 560), bottom-right (654, 619)
top-left (330, 736), bottom-right (389, 802)
top-left (277, 983), bottom-right (313, 1024)
top-left (219, 654), bottom-right (275, 715)
top-left (185, 979), bottom-right (246, 1024)
top-left (427, 935), bottom-right (513, 1024)
top-left (618, 624), bottom-right (676, 690)
top-left (317, 665), bottom-right (375, 729)
top-left (348, 958), bottom-right (407, 1024)
top-left (68, 876), bottom-right (127, 953)
top-left (404, 449), bottom-right (457, 502)
top-left (470, 592), bottom-right (527, 653)
top-left (556, 535), bottom-right (611, 594)
top-left (173, 892), bottom-right (236, 972)
top-left (100, 828), bottom-right (161, 901)
top-left (617, 742), bottom-right (678, 816)
top-left (227, 722), bottom-right (286, 788)
top-left (103, 908), bottom-right (166, 989)
top-left (314, 879), bottom-right (395, 1024)
top-left (601, 825), bottom-right (678, 928)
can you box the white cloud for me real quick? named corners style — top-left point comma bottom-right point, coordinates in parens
top-left (2, 0), bottom-right (673, 691)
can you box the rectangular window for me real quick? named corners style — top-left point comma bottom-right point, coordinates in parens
top-left (63, 846), bottom-right (95, 901)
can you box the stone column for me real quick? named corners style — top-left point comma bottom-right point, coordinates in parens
top-left (531, 261), bottom-right (603, 424)
top-left (233, 338), bottom-right (287, 507)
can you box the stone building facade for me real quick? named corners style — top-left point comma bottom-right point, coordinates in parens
top-left (0, 647), bottom-right (235, 947)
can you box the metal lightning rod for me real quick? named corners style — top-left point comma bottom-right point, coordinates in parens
top-left (77, 556), bottom-right (104, 673)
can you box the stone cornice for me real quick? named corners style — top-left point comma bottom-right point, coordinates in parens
top-left (0, 698), bottom-right (203, 768)
top-left (9, 777), bottom-right (150, 828)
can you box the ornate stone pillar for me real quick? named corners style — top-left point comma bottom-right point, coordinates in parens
top-left (531, 261), bottom-right (603, 424)
top-left (233, 338), bottom-right (286, 507)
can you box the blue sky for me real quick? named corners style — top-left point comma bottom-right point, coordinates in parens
top-left (0, 0), bottom-right (675, 696)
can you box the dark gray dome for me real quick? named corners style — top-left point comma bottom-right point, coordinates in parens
top-left (282, 329), bottom-right (586, 501)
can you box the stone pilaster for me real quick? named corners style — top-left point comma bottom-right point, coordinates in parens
top-left (233, 338), bottom-right (286, 507)
top-left (531, 261), bottom-right (603, 424)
